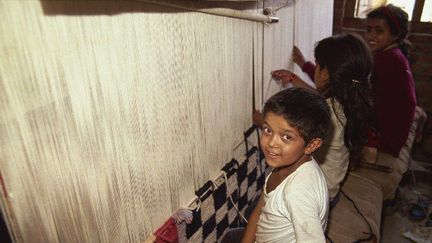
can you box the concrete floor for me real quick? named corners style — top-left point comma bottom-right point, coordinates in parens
top-left (381, 160), bottom-right (432, 242)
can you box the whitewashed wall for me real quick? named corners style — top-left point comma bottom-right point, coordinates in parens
top-left (0, 0), bottom-right (332, 242)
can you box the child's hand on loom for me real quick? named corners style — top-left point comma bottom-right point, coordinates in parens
top-left (292, 45), bottom-right (306, 67)
top-left (252, 109), bottom-right (264, 127)
top-left (271, 70), bottom-right (297, 87)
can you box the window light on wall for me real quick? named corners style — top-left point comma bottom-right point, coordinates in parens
top-left (354, 0), bottom-right (431, 22)
top-left (421, 0), bottom-right (432, 22)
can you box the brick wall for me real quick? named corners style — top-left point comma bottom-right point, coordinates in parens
top-left (410, 34), bottom-right (432, 111)
top-left (333, 0), bottom-right (345, 30)
top-left (333, 0), bottom-right (346, 34)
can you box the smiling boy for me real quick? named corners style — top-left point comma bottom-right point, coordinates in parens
top-left (242, 87), bottom-right (331, 243)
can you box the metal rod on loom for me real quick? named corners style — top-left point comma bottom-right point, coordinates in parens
top-left (137, 0), bottom-right (279, 24)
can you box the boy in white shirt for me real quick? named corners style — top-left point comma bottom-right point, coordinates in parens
top-left (242, 87), bottom-right (330, 243)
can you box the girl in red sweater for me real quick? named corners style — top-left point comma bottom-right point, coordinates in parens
top-left (364, 4), bottom-right (417, 157)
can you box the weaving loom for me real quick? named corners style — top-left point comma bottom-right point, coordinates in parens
top-left (181, 146), bottom-right (268, 242)
top-left (0, 0), bottom-right (333, 241)
top-left (143, 123), bottom-right (269, 242)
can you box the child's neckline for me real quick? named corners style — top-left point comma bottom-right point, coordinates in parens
top-left (265, 159), bottom-right (313, 195)
top-left (381, 43), bottom-right (399, 52)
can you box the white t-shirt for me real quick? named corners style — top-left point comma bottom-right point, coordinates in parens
top-left (255, 159), bottom-right (329, 243)
top-left (315, 98), bottom-right (349, 200)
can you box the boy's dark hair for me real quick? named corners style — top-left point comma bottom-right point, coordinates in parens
top-left (314, 33), bottom-right (373, 168)
top-left (367, 4), bottom-right (410, 58)
top-left (262, 87), bottom-right (331, 145)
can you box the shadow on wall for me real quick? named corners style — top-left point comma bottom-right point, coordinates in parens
top-left (39, 0), bottom-right (258, 16)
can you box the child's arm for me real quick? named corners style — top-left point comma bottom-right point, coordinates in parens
top-left (290, 75), bottom-right (316, 92)
top-left (285, 184), bottom-right (327, 242)
top-left (271, 70), bottom-right (317, 93)
top-left (292, 46), bottom-right (315, 80)
top-left (241, 193), bottom-right (265, 243)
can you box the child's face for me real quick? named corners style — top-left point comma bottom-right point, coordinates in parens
top-left (365, 17), bottom-right (398, 52)
top-left (260, 112), bottom-right (308, 169)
